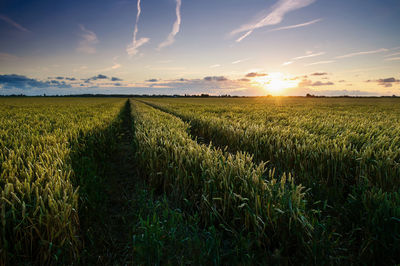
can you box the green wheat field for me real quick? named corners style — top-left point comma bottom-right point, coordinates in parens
top-left (1, 97), bottom-right (399, 265)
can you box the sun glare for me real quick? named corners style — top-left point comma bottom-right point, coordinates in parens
top-left (253, 72), bottom-right (299, 95)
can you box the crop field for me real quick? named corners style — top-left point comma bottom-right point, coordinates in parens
top-left (1, 97), bottom-right (399, 265)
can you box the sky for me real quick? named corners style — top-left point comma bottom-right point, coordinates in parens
top-left (0, 0), bottom-right (399, 96)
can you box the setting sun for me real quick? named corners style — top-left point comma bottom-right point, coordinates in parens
top-left (252, 72), bottom-right (300, 95)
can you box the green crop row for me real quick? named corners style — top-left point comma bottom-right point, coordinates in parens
top-left (0, 98), bottom-right (125, 264)
top-left (130, 99), bottom-right (315, 262)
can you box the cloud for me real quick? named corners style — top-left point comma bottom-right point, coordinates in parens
top-left (310, 89), bottom-right (379, 96)
top-left (365, 77), bottom-right (400, 87)
top-left (311, 72), bottom-right (328, 76)
top-left (379, 77), bottom-right (398, 83)
top-left (136, 76), bottom-right (256, 95)
top-left (384, 52), bottom-right (400, 57)
top-left (305, 60), bottom-right (335, 66)
top-left (112, 63), bottom-right (121, 69)
top-left (232, 58), bottom-right (250, 64)
top-left (0, 73), bottom-right (126, 94)
top-left (48, 80), bottom-right (72, 88)
top-left (268, 18), bottom-right (321, 32)
top-left (338, 80), bottom-right (346, 83)
top-left (336, 48), bottom-right (388, 59)
top-left (77, 25), bottom-right (98, 54)
top-left (146, 78), bottom-right (159, 82)
top-left (231, 0), bottom-right (316, 42)
top-left (311, 81), bottom-right (334, 86)
top-left (385, 57), bottom-right (400, 61)
top-left (0, 74), bottom-right (72, 90)
top-left (83, 74), bottom-right (122, 83)
top-left (0, 14), bottom-right (30, 32)
top-left (210, 64), bottom-right (221, 68)
top-left (204, 76), bottom-right (228, 82)
top-left (245, 72), bottom-right (268, 77)
top-left (95, 74), bottom-right (108, 79)
top-left (282, 61), bottom-right (293, 66)
top-left (127, 0), bottom-right (150, 56)
top-left (298, 78), bottom-right (334, 87)
top-left (293, 51), bottom-right (325, 60)
top-left (158, 0), bottom-right (182, 50)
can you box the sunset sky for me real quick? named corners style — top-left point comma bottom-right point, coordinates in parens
top-left (0, 0), bottom-right (399, 96)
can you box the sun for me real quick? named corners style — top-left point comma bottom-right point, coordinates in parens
top-left (252, 72), bottom-right (299, 95)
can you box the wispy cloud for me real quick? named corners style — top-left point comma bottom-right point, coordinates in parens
top-left (112, 63), bottom-right (121, 69)
top-left (77, 25), bottom-right (98, 54)
top-left (282, 51), bottom-right (324, 66)
top-left (111, 56), bottom-right (121, 69)
top-left (210, 64), bottom-right (221, 68)
top-left (384, 52), bottom-right (400, 57)
top-left (268, 18), bottom-right (321, 32)
top-left (336, 48), bottom-right (388, 59)
top-left (293, 51), bottom-right (325, 60)
top-left (158, 0), bottom-right (182, 50)
top-left (282, 61), bottom-right (293, 66)
top-left (0, 14), bottom-right (31, 32)
top-left (231, 0), bottom-right (316, 42)
top-left (127, 0), bottom-right (150, 56)
top-left (305, 60), bottom-right (335, 66)
top-left (232, 58), bottom-right (250, 64)
top-left (385, 57), bottom-right (400, 61)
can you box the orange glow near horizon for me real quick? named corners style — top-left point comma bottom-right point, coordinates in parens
top-left (252, 72), bottom-right (300, 95)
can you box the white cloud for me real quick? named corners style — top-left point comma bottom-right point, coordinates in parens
top-left (282, 61), bottom-right (293, 66)
top-left (112, 56), bottom-right (121, 69)
top-left (158, 0), bottom-right (182, 50)
top-left (305, 60), bottom-right (335, 66)
top-left (336, 48), bottom-right (388, 59)
top-left (293, 51), bottom-right (325, 60)
top-left (210, 64), bottom-right (221, 68)
top-left (232, 58), bottom-right (250, 64)
top-left (127, 0), bottom-right (150, 56)
top-left (231, 0), bottom-right (316, 42)
top-left (112, 63), bottom-right (121, 69)
top-left (77, 25), bottom-right (98, 54)
top-left (268, 18), bottom-right (321, 32)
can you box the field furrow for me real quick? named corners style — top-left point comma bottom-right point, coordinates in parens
top-left (130, 99), bottom-right (314, 262)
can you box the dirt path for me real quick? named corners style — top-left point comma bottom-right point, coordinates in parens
top-left (81, 100), bottom-right (138, 265)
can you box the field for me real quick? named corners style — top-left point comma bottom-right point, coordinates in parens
top-left (1, 97), bottom-right (399, 265)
